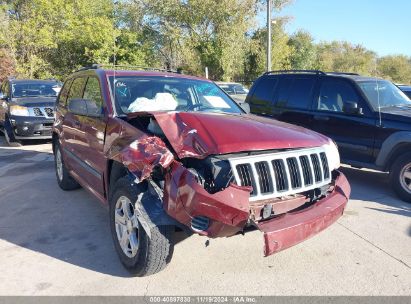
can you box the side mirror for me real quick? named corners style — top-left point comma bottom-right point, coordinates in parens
top-left (68, 98), bottom-right (88, 116)
top-left (240, 102), bottom-right (250, 114)
top-left (343, 101), bottom-right (363, 115)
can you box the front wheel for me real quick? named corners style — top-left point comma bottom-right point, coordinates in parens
top-left (110, 177), bottom-right (174, 276)
top-left (4, 120), bottom-right (21, 147)
top-left (390, 152), bottom-right (411, 203)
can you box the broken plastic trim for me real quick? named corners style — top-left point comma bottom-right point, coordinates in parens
top-left (163, 161), bottom-right (252, 237)
top-left (108, 136), bottom-right (174, 183)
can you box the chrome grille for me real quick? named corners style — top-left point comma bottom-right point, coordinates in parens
top-left (236, 164), bottom-right (256, 195)
top-left (30, 107), bottom-right (54, 118)
top-left (33, 108), bottom-right (43, 116)
top-left (44, 107), bottom-right (54, 117)
top-left (229, 147), bottom-right (332, 201)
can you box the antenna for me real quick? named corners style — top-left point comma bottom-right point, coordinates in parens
top-left (373, 58), bottom-right (382, 127)
top-left (112, 19), bottom-right (116, 112)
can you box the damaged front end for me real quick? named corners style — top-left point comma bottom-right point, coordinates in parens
top-left (106, 112), bottom-right (350, 257)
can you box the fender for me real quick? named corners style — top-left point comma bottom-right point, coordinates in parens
top-left (375, 131), bottom-right (411, 168)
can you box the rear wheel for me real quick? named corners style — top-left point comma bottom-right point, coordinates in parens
top-left (110, 177), bottom-right (174, 276)
top-left (390, 152), bottom-right (411, 203)
top-left (54, 143), bottom-right (80, 190)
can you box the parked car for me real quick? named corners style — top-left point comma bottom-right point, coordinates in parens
top-left (53, 65), bottom-right (349, 276)
top-left (247, 70), bottom-right (411, 202)
top-left (216, 81), bottom-right (250, 112)
top-left (398, 85), bottom-right (411, 99)
top-left (0, 78), bottom-right (61, 146)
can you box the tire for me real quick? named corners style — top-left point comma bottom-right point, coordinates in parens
top-left (109, 177), bottom-right (174, 276)
top-left (390, 152), bottom-right (411, 203)
top-left (4, 119), bottom-right (21, 147)
top-left (54, 143), bottom-right (80, 191)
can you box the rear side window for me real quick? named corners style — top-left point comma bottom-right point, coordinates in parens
top-left (67, 77), bottom-right (87, 104)
top-left (275, 77), bottom-right (316, 110)
top-left (83, 77), bottom-right (103, 116)
top-left (250, 78), bottom-right (277, 105)
top-left (57, 79), bottom-right (73, 107)
top-left (317, 79), bottom-right (359, 112)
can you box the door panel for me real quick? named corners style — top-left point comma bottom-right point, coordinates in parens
top-left (62, 77), bottom-right (87, 174)
top-left (310, 78), bottom-right (377, 163)
top-left (273, 76), bottom-right (317, 130)
top-left (76, 77), bottom-right (106, 197)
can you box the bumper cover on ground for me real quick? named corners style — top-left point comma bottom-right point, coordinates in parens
top-left (256, 172), bottom-right (350, 256)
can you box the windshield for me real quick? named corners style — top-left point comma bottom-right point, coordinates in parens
top-left (109, 76), bottom-right (243, 115)
top-left (219, 84), bottom-right (248, 95)
top-left (11, 82), bottom-right (61, 98)
top-left (358, 80), bottom-right (411, 109)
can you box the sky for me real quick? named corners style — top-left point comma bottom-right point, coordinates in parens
top-left (266, 0), bottom-right (411, 57)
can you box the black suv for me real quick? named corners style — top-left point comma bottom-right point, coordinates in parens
top-left (247, 70), bottom-right (411, 202)
top-left (0, 78), bottom-right (61, 146)
top-left (398, 85), bottom-right (411, 99)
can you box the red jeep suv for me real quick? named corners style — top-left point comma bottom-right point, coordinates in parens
top-left (52, 65), bottom-right (350, 276)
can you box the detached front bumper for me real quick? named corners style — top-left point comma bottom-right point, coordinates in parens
top-left (165, 163), bottom-right (350, 256)
top-left (257, 171), bottom-right (350, 256)
top-left (9, 115), bottom-right (53, 139)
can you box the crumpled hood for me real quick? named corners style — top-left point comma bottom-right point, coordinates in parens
top-left (149, 112), bottom-right (330, 159)
top-left (10, 97), bottom-right (56, 108)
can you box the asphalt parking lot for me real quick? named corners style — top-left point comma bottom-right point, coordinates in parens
top-left (0, 135), bottom-right (410, 296)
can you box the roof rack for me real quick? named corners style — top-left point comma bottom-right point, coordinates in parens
top-left (264, 70), bottom-right (326, 75)
top-left (326, 72), bottom-right (360, 76)
top-left (76, 64), bottom-right (182, 74)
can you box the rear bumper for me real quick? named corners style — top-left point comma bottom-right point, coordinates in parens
top-left (257, 171), bottom-right (350, 256)
top-left (9, 115), bottom-right (53, 139)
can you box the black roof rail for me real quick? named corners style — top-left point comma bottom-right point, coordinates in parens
top-left (264, 70), bottom-right (326, 75)
top-left (326, 72), bottom-right (360, 76)
top-left (76, 64), bottom-right (182, 74)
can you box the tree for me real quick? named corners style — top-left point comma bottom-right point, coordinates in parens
top-left (1, 0), bottom-right (117, 79)
top-left (139, 0), bottom-right (259, 80)
top-left (288, 30), bottom-right (316, 70)
top-left (377, 55), bottom-right (411, 84)
top-left (315, 41), bottom-right (376, 75)
top-left (244, 18), bottom-right (293, 80)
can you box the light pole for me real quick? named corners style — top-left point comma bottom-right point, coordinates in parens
top-left (267, 0), bottom-right (272, 72)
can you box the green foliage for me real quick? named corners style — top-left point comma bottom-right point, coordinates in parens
top-left (377, 55), bottom-right (411, 84)
top-left (139, 0), bottom-right (258, 80)
top-left (315, 41), bottom-right (377, 75)
top-left (288, 30), bottom-right (316, 69)
top-left (0, 0), bottom-right (410, 84)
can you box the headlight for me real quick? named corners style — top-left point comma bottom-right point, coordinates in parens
top-left (323, 139), bottom-right (340, 171)
top-left (9, 105), bottom-right (29, 116)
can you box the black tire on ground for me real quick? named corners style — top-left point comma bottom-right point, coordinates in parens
top-left (54, 143), bottom-right (80, 190)
top-left (390, 152), bottom-right (411, 203)
top-left (109, 177), bottom-right (174, 276)
top-left (4, 119), bottom-right (21, 147)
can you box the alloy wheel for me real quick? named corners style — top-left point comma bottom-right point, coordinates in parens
top-left (115, 196), bottom-right (139, 258)
top-left (56, 148), bottom-right (63, 182)
top-left (399, 163), bottom-right (411, 194)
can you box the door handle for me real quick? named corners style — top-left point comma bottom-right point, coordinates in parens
top-left (313, 115), bottom-right (330, 121)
